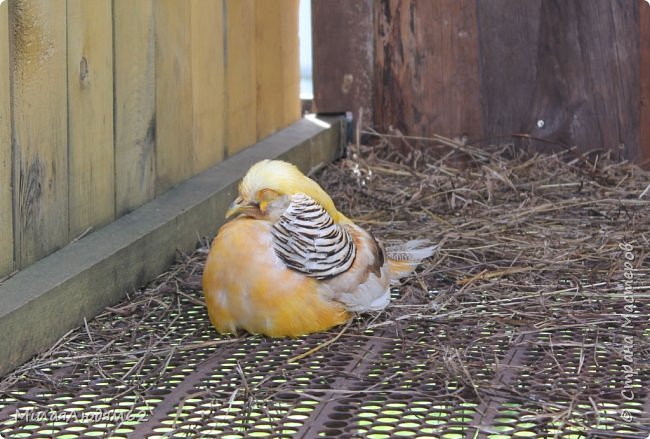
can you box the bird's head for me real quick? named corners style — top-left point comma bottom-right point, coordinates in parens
top-left (226, 159), bottom-right (344, 222)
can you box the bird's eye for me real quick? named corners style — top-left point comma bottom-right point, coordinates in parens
top-left (258, 189), bottom-right (279, 202)
top-left (257, 189), bottom-right (279, 213)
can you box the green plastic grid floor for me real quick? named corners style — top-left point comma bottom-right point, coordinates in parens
top-left (2, 143), bottom-right (650, 438)
top-left (0, 277), bottom-right (648, 438)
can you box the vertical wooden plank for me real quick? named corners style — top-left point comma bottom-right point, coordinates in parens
top-left (281, 0), bottom-right (301, 127)
top-left (374, 0), bottom-right (482, 140)
top-left (154, 0), bottom-right (193, 194)
top-left (114, 0), bottom-right (156, 216)
top-left (9, 0), bottom-right (68, 268)
top-left (529, 0), bottom-right (639, 158)
top-left (641, 0), bottom-right (650, 166)
top-left (312, 0), bottom-right (374, 122)
top-left (67, 0), bottom-right (114, 237)
top-left (0, 1), bottom-right (13, 276)
top-left (190, 0), bottom-right (225, 174)
top-left (476, 0), bottom-right (542, 140)
top-left (225, 0), bottom-right (257, 155)
top-left (255, 1), bottom-right (284, 139)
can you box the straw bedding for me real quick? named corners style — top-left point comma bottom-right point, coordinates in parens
top-left (1, 133), bottom-right (649, 437)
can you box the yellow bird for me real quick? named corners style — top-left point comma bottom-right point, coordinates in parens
top-left (202, 159), bottom-right (435, 337)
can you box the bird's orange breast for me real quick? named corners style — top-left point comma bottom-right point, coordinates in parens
top-left (202, 219), bottom-right (349, 337)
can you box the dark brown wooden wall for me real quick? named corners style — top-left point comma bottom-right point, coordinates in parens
top-left (312, 0), bottom-right (375, 120)
top-left (313, 0), bottom-right (650, 163)
top-left (642, 0), bottom-right (650, 164)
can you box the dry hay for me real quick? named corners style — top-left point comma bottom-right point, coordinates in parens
top-left (1, 133), bottom-right (649, 438)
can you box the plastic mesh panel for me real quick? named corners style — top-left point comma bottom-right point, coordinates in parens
top-left (2, 144), bottom-right (650, 438)
top-left (1, 287), bottom-right (648, 438)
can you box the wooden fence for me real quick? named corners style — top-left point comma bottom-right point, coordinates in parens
top-left (313, 0), bottom-right (650, 163)
top-left (0, 0), bottom-right (300, 279)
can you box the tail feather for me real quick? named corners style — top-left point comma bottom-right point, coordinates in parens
top-left (386, 240), bottom-right (437, 282)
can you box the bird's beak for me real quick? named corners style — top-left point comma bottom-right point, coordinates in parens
top-left (225, 196), bottom-right (257, 219)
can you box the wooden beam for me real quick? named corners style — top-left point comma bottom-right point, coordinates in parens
top-left (374, 0), bottom-right (482, 140)
top-left (312, 0), bottom-right (374, 122)
top-left (0, 117), bottom-right (344, 378)
top-left (67, 0), bottom-right (115, 237)
top-left (281, 0), bottom-right (301, 127)
top-left (9, 0), bottom-right (68, 268)
top-left (225, 0), bottom-right (257, 155)
top-left (190, 0), bottom-right (226, 174)
top-left (154, 0), bottom-right (193, 195)
top-left (254, 0), bottom-right (300, 138)
top-left (527, 0), bottom-right (639, 158)
top-left (255, 1), bottom-right (285, 139)
top-left (113, 0), bottom-right (156, 216)
top-left (477, 0), bottom-right (542, 140)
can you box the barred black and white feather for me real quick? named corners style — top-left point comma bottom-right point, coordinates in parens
top-left (272, 193), bottom-right (356, 279)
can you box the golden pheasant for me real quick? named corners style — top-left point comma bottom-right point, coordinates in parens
top-left (202, 159), bottom-right (435, 337)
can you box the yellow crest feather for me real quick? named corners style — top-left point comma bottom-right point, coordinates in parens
top-left (240, 160), bottom-right (345, 222)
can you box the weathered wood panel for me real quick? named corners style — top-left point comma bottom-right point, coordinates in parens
top-left (9, 0), bottom-right (68, 268)
top-left (528, 0), bottom-right (639, 158)
top-left (0, 2), bottom-right (13, 277)
top-left (67, 0), bottom-right (114, 238)
top-left (154, 0), bottom-right (193, 195)
top-left (281, 0), bottom-right (301, 128)
top-left (114, 0), bottom-right (156, 216)
top-left (374, 0), bottom-right (483, 140)
top-left (226, 0), bottom-right (257, 155)
top-left (0, 0), bottom-right (301, 275)
top-left (314, 0), bottom-right (645, 161)
top-left (312, 0), bottom-right (374, 121)
top-left (255, 0), bottom-right (300, 138)
top-left (641, 0), bottom-right (650, 165)
top-left (191, 0), bottom-right (225, 174)
top-left (477, 0), bottom-right (542, 140)
top-left (255, 1), bottom-right (285, 139)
